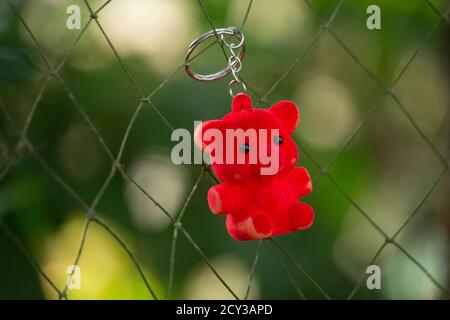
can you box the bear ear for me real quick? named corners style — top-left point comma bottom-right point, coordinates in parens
top-left (269, 100), bottom-right (299, 132)
top-left (231, 93), bottom-right (252, 112)
top-left (194, 120), bottom-right (225, 150)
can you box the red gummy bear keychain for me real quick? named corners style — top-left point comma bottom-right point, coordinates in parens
top-left (185, 28), bottom-right (314, 241)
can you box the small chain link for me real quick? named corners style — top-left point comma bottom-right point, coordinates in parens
top-left (221, 29), bottom-right (246, 97)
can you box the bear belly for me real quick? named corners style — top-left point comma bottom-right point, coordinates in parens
top-left (225, 178), bottom-right (304, 240)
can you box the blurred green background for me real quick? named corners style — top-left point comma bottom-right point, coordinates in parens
top-left (0, 0), bottom-right (449, 299)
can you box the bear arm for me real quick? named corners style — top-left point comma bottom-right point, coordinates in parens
top-left (207, 183), bottom-right (244, 215)
top-left (288, 167), bottom-right (312, 197)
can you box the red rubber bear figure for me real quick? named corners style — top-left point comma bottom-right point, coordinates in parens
top-left (195, 93), bottom-right (314, 241)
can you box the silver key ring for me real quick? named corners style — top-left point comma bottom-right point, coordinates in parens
top-left (185, 27), bottom-right (246, 82)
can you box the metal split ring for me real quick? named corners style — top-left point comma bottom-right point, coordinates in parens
top-left (184, 27), bottom-right (246, 82)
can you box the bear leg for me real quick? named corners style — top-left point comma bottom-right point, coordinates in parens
top-left (238, 211), bottom-right (274, 240)
top-left (226, 211), bottom-right (274, 241)
top-left (288, 202), bottom-right (314, 230)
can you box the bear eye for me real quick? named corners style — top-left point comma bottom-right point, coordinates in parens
top-left (239, 143), bottom-right (250, 153)
top-left (273, 135), bottom-right (283, 145)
